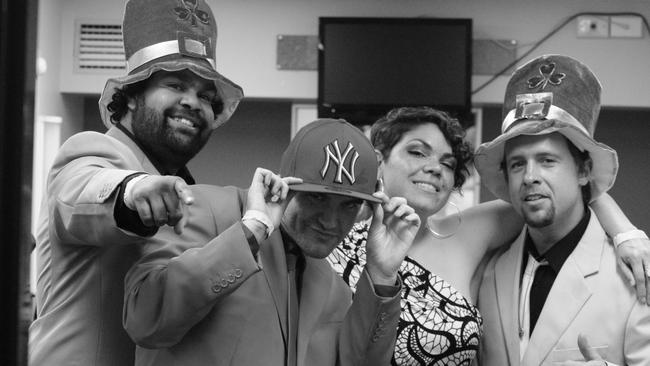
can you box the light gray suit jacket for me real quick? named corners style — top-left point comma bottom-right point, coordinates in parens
top-left (30, 127), bottom-right (159, 366)
top-left (124, 184), bottom-right (401, 366)
top-left (478, 210), bottom-right (650, 365)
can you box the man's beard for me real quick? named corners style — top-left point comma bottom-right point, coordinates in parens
top-left (522, 202), bottom-right (555, 228)
top-left (131, 100), bottom-right (211, 168)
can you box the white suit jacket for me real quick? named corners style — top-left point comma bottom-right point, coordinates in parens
top-left (478, 210), bottom-right (650, 365)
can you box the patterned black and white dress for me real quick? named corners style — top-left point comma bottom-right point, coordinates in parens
top-left (328, 222), bottom-right (483, 366)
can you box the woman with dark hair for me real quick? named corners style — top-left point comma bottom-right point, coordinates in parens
top-left (328, 106), bottom-right (646, 365)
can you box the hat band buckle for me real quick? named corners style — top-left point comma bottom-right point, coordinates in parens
top-left (502, 104), bottom-right (589, 136)
top-left (127, 39), bottom-right (216, 74)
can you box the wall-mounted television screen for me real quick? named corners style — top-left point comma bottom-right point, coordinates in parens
top-left (318, 17), bottom-right (472, 126)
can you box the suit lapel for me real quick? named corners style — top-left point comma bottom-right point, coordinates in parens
top-left (522, 213), bottom-right (602, 365)
top-left (260, 233), bottom-right (290, 343)
top-left (296, 257), bottom-right (331, 364)
top-left (494, 230), bottom-right (526, 366)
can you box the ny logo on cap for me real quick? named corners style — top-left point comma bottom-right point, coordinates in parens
top-left (321, 140), bottom-right (359, 185)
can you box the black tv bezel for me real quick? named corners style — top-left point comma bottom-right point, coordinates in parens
top-left (317, 16), bottom-right (473, 126)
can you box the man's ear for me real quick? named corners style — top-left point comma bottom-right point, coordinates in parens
top-left (375, 149), bottom-right (384, 175)
top-left (127, 95), bottom-right (137, 111)
top-left (118, 95), bottom-right (138, 132)
top-left (578, 155), bottom-right (593, 187)
top-left (375, 149), bottom-right (385, 192)
top-left (375, 148), bottom-right (384, 165)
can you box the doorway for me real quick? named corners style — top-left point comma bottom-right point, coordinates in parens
top-left (0, 0), bottom-right (38, 365)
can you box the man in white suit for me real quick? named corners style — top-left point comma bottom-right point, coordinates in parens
top-left (475, 54), bottom-right (650, 365)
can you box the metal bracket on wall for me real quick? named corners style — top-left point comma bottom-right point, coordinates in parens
top-left (276, 35), bottom-right (319, 70)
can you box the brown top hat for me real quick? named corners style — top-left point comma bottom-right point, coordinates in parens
top-left (474, 54), bottom-right (618, 202)
top-left (98, 0), bottom-right (244, 129)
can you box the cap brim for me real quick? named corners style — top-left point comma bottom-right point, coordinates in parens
top-left (474, 119), bottom-right (618, 203)
top-left (99, 58), bottom-right (243, 129)
top-left (289, 182), bottom-right (381, 203)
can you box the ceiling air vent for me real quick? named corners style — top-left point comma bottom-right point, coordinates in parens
top-left (74, 21), bottom-right (126, 73)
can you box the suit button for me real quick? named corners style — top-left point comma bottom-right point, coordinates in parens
top-left (227, 273), bottom-right (236, 283)
top-left (212, 285), bottom-right (222, 293)
top-left (220, 279), bottom-right (229, 287)
top-left (234, 269), bottom-right (243, 278)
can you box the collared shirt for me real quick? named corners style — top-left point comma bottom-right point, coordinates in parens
top-left (520, 208), bottom-right (591, 333)
top-left (280, 227), bottom-right (306, 298)
top-left (279, 225), bottom-right (399, 298)
top-left (279, 227), bottom-right (304, 366)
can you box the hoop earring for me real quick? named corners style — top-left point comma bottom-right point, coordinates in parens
top-left (426, 201), bottom-right (462, 239)
top-left (377, 177), bottom-right (385, 193)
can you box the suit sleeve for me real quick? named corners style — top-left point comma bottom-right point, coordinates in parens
top-left (338, 269), bottom-right (402, 366)
top-left (47, 132), bottom-right (146, 246)
top-left (123, 185), bottom-right (261, 348)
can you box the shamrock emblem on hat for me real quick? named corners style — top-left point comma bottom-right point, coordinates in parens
top-left (527, 62), bottom-right (566, 90)
top-left (174, 0), bottom-right (210, 26)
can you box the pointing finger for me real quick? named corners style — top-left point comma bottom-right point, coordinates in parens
top-left (174, 179), bottom-right (194, 205)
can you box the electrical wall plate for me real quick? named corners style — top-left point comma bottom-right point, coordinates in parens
top-left (576, 15), bottom-right (610, 38)
top-left (610, 15), bottom-right (644, 38)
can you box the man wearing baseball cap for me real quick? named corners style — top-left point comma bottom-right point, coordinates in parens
top-left (29, 0), bottom-right (243, 365)
top-left (123, 119), bottom-right (420, 366)
top-left (476, 55), bottom-right (650, 365)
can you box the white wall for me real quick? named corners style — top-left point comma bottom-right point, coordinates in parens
top-left (50, 0), bottom-right (650, 107)
top-left (37, 0), bottom-right (85, 140)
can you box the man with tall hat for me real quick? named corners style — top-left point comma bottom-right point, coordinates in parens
top-left (475, 54), bottom-right (650, 365)
top-left (29, 0), bottom-right (243, 365)
top-left (123, 119), bottom-right (420, 366)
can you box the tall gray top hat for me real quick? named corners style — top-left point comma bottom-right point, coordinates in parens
top-left (280, 119), bottom-right (381, 203)
top-left (474, 54), bottom-right (618, 202)
top-left (98, 0), bottom-right (244, 129)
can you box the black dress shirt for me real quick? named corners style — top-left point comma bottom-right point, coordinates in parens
top-left (522, 209), bottom-right (591, 333)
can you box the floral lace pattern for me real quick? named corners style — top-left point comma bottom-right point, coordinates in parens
top-left (327, 222), bottom-right (483, 366)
